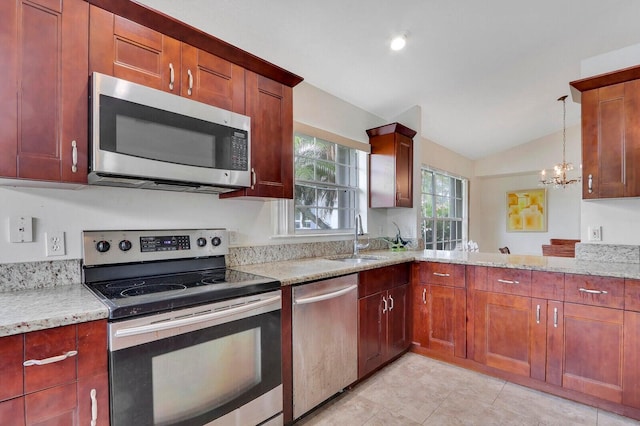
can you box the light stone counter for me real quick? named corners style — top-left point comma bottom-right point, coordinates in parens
top-left (0, 284), bottom-right (108, 337)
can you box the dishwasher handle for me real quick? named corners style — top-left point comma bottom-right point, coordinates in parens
top-left (294, 284), bottom-right (357, 305)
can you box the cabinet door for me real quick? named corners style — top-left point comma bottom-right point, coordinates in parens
top-left (25, 382), bottom-right (77, 425)
top-left (582, 80), bottom-right (640, 198)
top-left (624, 311), bottom-right (640, 408)
top-left (411, 283), bottom-right (429, 347)
top-left (0, 0), bottom-right (88, 183)
top-left (90, 7), bottom-right (181, 93)
top-left (395, 133), bottom-right (413, 207)
top-left (221, 71), bottom-right (293, 199)
top-left (358, 292), bottom-right (385, 378)
top-left (0, 334), bottom-right (23, 402)
top-left (386, 284), bottom-right (409, 361)
top-left (0, 397), bottom-right (24, 426)
top-left (78, 373), bottom-right (110, 426)
top-left (426, 285), bottom-right (456, 356)
top-left (181, 44), bottom-right (245, 113)
top-left (562, 303), bottom-right (623, 403)
top-left (473, 291), bottom-right (533, 377)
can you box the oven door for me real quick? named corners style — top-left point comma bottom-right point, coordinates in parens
top-left (108, 291), bottom-right (282, 426)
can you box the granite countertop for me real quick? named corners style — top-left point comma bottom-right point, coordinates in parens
top-left (0, 284), bottom-right (108, 338)
top-left (3, 248), bottom-right (639, 338)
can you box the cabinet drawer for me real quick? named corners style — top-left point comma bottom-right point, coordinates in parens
top-left (359, 266), bottom-right (393, 298)
top-left (479, 268), bottom-right (531, 297)
top-left (531, 271), bottom-right (564, 301)
top-left (24, 325), bottom-right (77, 393)
top-left (421, 262), bottom-right (465, 287)
top-left (564, 274), bottom-right (624, 309)
top-left (626, 279), bottom-right (640, 312)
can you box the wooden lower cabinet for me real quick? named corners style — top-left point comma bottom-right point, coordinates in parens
top-left (358, 263), bottom-right (411, 379)
top-left (562, 303), bottom-right (624, 403)
top-left (0, 320), bottom-right (109, 425)
top-left (624, 311), bottom-right (640, 408)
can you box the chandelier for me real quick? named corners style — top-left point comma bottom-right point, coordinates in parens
top-left (539, 95), bottom-right (581, 188)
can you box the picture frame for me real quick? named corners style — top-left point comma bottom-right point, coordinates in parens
top-left (506, 188), bottom-right (547, 232)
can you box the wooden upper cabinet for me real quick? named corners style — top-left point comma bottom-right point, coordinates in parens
top-left (570, 67), bottom-right (640, 199)
top-left (221, 72), bottom-right (294, 199)
top-left (367, 123), bottom-right (416, 208)
top-left (89, 6), bottom-right (245, 113)
top-left (0, 0), bottom-right (88, 183)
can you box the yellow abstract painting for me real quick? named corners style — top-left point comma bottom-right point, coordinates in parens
top-left (506, 188), bottom-right (547, 232)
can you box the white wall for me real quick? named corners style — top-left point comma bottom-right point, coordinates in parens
top-left (0, 82), bottom-right (386, 264)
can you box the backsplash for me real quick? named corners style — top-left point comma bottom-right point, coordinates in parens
top-left (0, 259), bottom-right (81, 293)
top-left (575, 243), bottom-right (640, 264)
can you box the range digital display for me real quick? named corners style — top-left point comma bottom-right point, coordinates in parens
top-left (140, 235), bottom-right (190, 252)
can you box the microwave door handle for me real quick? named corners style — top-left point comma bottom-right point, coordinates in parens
top-left (114, 295), bottom-right (281, 338)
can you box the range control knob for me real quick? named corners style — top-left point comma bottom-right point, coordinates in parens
top-left (211, 236), bottom-right (222, 247)
top-left (196, 237), bottom-right (207, 247)
top-left (96, 240), bottom-right (111, 253)
top-left (118, 240), bottom-right (132, 251)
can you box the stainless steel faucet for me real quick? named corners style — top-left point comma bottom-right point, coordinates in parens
top-left (354, 214), bottom-right (369, 256)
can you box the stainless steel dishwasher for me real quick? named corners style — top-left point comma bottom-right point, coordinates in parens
top-left (292, 274), bottom-right (358, 419)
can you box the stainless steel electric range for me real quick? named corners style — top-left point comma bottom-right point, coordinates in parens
top-left (82, 229), bottom-right (283, 426)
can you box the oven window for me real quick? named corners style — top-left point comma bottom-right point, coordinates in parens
top-left (152, 328), bottom-right (261, 424)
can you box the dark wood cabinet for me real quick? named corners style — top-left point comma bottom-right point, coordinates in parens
top-left (367, 123), bottom-right (416, 208)
top-left (570, 67), bottom-right (640, 199)
top-left (358, 263), bottom-right (411, 378)
top-left (0, 0), bottom-right (88, 183)
top-left (412, 262), bottom-right (466, 359)
top-left (221, 72), bottom-right (294, 199)
top-left (0, 320), bottom-right (109, 426)
top-left (89, 7), bottom-right (245, 114)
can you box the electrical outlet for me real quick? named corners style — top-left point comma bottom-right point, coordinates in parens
top-left (9, 216), bottom-right (33, 243)
top-left (588, 226), bottom-right (602, 242)
top-left (46, 231), bottom-right (66, 256)
top-left (228, 230), bottom-right (239, 245)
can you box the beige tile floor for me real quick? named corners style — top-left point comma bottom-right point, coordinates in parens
top-left (296, 352), bottom-right (640, 425)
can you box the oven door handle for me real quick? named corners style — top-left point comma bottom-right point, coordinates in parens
top-left (293, 284), bottom-right (357, 305)
top-left (114, 295), bottom-right (281, 338)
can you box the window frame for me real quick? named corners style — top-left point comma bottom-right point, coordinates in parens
top-left (420, 166), bottom-right (469, 251)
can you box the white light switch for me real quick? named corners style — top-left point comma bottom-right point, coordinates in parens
top-left (9, 216), bottom-right (33, 243)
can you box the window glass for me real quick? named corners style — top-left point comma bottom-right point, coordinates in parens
top-left (421, 167), bottom-right (468, 250)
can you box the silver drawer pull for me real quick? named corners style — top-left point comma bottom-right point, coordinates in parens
top-left (497, 279), bottom-right (519, 285)
top-left (433, 272), bottom-right (450, 277)
top-left (536, 304), bottom-right (541, 324)
top-left (24, 350), bottom-right (77, 366)
top-left (90, 388), bottom-right (98, 426)
top-left (579, 287), bottom-right (608, 295)
top-left (553, 307), bottom-right (558, 328)
top-left (71, 140), bottom-right (78, 173)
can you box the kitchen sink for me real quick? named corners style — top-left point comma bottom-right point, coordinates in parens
top-left (327, 255), bottom-right (388, 264)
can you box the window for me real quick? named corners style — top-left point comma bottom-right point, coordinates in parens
top-left (421, 167), bottom-right (468, 250)
top-left (293, 132), bottom-right (359, 232)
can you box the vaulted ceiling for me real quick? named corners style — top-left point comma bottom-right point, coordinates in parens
top-left (138, 0), bottom-right (640, 159)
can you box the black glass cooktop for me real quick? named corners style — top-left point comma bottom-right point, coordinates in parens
top-left (85, 268), bottom-right (280, 320)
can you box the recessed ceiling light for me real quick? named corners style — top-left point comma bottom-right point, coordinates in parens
top-left (390, 34), bottom-right (407, 51)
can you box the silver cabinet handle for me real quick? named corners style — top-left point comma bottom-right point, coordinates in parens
top-left (588, 174), bottom-right (593, 194)
top-left (433, 272), bottom-right (450, 277)
top-left (251, 168), bottom-right (256, 190)
top-left (553, 307), bottom-right (558, 328)
top-left (187, 69), bottom-right (193, 95)
top-left (497, 279), bottom-right (519, 285)
top-left (536, 304), bottom-right (541, 324)
top-left (24, 350), bottom-right (77, 366)
top-left (382, 296), bottom-right (388, 313)
top-left (71, 140), bottom-right (78, 173)
top-left (579, 287), bottom-right (608, 295)
top-left (422, 288), bottom-right (427, 304)
top-left (388, 294), bottom-right (394, 311)
top-left (90, 388), bottom-right (98, 426)
top-left (169, 63), bottom-right (175, 90)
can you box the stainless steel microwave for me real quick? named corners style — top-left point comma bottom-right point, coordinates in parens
top-left (89, 72), bottom-right (251, 194)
